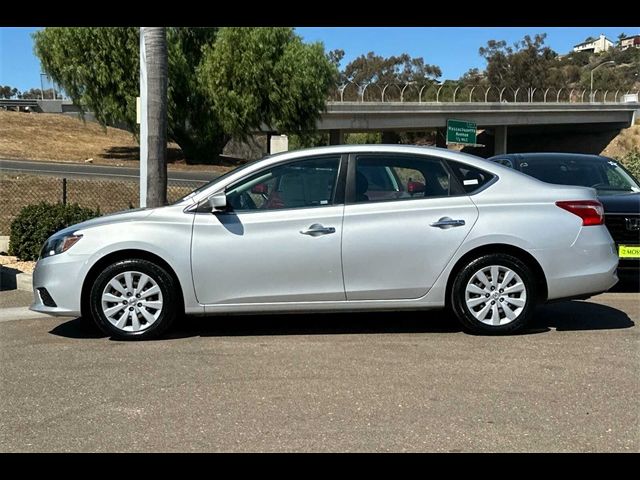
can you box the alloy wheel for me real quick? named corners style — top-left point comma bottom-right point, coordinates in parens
top-left (100, 270), bottom-right (163, 332)
top-left (464, 265), bottom-right (527, 326)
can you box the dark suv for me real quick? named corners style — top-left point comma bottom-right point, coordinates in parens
top-left (488, 153), bottom-right (640, 280)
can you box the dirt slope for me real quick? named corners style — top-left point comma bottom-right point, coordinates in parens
top-left (0, 110), bottom-right (229, 173)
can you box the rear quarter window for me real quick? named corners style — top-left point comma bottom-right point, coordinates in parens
top-left (447, 160), bottom-right (496, 194)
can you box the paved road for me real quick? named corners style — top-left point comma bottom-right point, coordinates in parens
top-left (0, 292), bottom-right (637, 452)
top-left (0, 158), bottom-right (216, 183)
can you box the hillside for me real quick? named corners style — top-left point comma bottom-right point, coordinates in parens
top-left (0, 110), bottom-right (228, 173)
top-left (601, 122), bottom-right (640, 159)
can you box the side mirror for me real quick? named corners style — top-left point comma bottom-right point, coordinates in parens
top-left (407, 181), bottom-right (425, 195)
top-left (251, 183), bottom-right (268, 194)
top-left (207, 192), bottom-right (227, 211)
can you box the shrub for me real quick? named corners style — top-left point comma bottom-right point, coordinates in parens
top-left (619, 148), bottom-right (640, 180)
top-left (9, 202), bottom-right (99, 261)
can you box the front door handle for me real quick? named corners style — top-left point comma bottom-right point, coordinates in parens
top-left (300, 223), bottom-right (336, 236)
top-left (430, 217), bottom-right (466, 228)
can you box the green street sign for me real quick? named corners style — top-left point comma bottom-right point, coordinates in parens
top-left (446, 119), bottom-right (477, 146)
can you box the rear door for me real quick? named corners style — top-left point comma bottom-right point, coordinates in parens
top-left (342, 153), bottom-right (479, 300)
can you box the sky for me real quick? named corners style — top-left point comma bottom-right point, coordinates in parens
top-left (1, 27), bottom-right (637, 92)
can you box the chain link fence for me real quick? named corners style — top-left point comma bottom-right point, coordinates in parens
top-left (0, 173), bottom-right (207, 235)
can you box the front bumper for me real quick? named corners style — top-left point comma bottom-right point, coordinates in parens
top-left (29, 252), bottom-right (89, 317)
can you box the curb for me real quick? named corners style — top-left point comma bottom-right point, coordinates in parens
top-left (17, 272), bottom-right (32, 291)
top-left (0, 266), bottom-right (32, 292)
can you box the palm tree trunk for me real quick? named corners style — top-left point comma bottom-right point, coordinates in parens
top-left (143, 27), bottom-right (168, 207)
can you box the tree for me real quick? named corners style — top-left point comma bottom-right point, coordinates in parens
top-left (342, 51), bottom-right (441, 85)
top-left (33, 27), bottom-right (337, 163)
top-left (0, 85), bottom-right (19, 99)
top-left (460, 68), bottom-right (486, 86)
top-left (166, 27), bottom-right (226, 161)
top-left (142, 27), bottom-right (168, 208)
top-left (478, 34), bottom-right (560, 89)
top-left (327, 49), bottom-right (345, 70)
top-left (18, 88), bottom-right (55, 99)
top-left (198, 27), bottom-right (337, 141)
top-left (34, 28), bottom-right (140, 128)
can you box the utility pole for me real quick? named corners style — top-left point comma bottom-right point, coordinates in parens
top-left (139, 27), bottom-right (168, 208)
top-left (139, 28), bottom-right (148, 207)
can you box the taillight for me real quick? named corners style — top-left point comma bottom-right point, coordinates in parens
top-left (555, 200), bottom-right (604, 226)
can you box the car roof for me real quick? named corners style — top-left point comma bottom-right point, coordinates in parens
top-left (488, 152), bottom-right (612, 162)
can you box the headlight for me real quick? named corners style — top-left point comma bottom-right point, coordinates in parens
top-left (40, 234), bottom-right (83, 259)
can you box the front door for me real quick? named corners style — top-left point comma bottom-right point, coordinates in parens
top-left (191, 155), bottom-right (346, 305)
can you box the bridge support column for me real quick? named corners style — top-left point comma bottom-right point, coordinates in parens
top-left (494, 125), bottom-right (508, 155)
top-left (381, 131), bottom-right (401, 144)
top-left (436, 128), bottom-right (447, 148)
top-left (329, 130), bottom-right (345, 145)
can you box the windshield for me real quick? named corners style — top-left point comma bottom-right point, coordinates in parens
top-left (519, 157), bottom-right (640, 195)
top-left (173, 155), bottom-right (272, 204)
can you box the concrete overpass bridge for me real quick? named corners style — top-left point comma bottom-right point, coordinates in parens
top-left (4, 92), bottom-right (639, 156)
top-left (318, 101), bottom-right (639, 155)
top-left (306, 81), bottom-right (640, 155)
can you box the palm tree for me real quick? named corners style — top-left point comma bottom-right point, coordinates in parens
top-left (142, 27), bottom-right (168, 207)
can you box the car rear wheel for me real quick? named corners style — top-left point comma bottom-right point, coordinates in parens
top-left (451, 253), bottom-right (537, 335)
top-left (89, 259), bottom-right (179, 340)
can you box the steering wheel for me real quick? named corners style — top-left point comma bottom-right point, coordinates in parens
top-left (240, 192), bottom-right (257, 210)
top-left (228, 191), bottom-right (257, 211)
top-left (590, 183), bottom-right (609, 189)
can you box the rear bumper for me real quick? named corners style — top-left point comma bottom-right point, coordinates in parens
top-left (532, 225), bottom-right (619, 301)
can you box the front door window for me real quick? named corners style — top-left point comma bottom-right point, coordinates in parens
top-left (226, 156), bottom-right (341, 211)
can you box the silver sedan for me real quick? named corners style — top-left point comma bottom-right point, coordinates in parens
top-left (31, 145), bottom-right (619, 339)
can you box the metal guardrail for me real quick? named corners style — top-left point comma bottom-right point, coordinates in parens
top-left (329, 82), bottom-right (640, 104)
top-left (4, 86), bottom-right (639, 111)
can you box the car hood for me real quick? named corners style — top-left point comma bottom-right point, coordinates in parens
top-left (53, 207), bottom-right (156, 237)
top-left (598, 193), bottom-right (640, 214)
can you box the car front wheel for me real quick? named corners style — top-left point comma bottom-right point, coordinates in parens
top-left (89, 258), bottom-right (179, 340)
top-left (451, 253), bottom-right (537, 335)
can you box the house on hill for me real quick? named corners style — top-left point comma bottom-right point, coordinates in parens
top-left (573, 34), bottom-right (614, 54)
top-left (619, 34), bottom-right (640, 50)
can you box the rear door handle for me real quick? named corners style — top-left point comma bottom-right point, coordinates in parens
top-left (430, 217), bottom-right (466, 228)
top-left (300, 223), bottom-right (336, 236)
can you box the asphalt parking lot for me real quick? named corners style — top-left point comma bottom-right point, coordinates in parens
top-left (0, 285), bottom-right (638, 452)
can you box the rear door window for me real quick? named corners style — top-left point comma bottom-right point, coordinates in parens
top-left (352, 154), bottom-right (461, 203)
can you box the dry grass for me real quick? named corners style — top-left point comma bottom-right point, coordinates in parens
top-left (601, 123), bottom-right (640, 159)
top-left (0, 110), bottom-right (141, 163)
top-left (0, 110), bottom-right (231, 174)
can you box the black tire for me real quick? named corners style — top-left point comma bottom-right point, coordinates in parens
top-left (450, 253), bottom-right (537, 335)
top-left (88, 258), bottom-right (179, 340)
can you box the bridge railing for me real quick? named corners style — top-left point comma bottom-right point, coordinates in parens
top-left (328, 82), bottom-right (640, 103)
